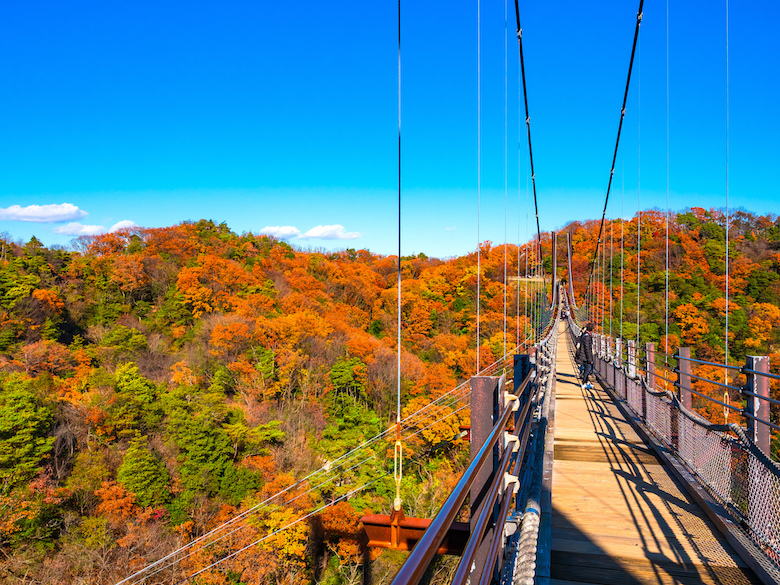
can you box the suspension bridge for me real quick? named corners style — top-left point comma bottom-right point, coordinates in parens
top-left (112, 0), bottom-right (780, 584)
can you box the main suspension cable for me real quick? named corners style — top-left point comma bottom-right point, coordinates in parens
top-left (513, 0), bottom-right (542, 261)
top-left (584, 0), bottom-right (644, 302)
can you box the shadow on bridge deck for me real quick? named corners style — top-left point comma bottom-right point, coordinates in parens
top-left (549, 322), bottom-right (760, 585)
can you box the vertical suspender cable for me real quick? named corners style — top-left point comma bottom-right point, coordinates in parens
top-left (601, 238), bottom-right (605, 330)
top-left (531, 246), bottom-right (536, 340)
top-left (636, 32), bottom-right (642, 352)
top-left (603, 231), bottom-right (607, 330)
top-left (610, 221), bottom-right (614, 339)
top-left (396, 0), bottom-right (402, 425)
top-left (620, 166), bottom-right (624, 340)
top-left (525, 182), bottom-right (529, 343)
top-left (665, 0), bottom-right (670, 363)
top-left (603, 236), bottom-right (606, 329)
top-left (596, 241), bottom-right (600, 329)
top-left (536, 247), bottom-right (540, 339)
top-left (393, 0), bottom-right (403, 512)
top-left (596, 240), bottom-right (600, 329)
top-left (517, 111), bottom-right (522, 348)
top-left (724, 0), bottom-right (730, 375)
top-left (476, 0), bottom-right (481, 371)
top-left (503, 0), bottom-right (508, 359)
top-left (583, 1), bottom-right (643, 305)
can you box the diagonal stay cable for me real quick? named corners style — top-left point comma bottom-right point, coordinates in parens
top-left (171, 403), bottom-right (475, 585)
top-left (584, 0), bottom-right (644, 303)
top-left (119, 344), bottom-right (528, 584)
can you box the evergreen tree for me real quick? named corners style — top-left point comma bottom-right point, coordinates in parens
top-left (116, 436), bottom-right (171, 508)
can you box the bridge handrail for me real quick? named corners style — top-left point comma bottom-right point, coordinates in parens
top-left (450, 417), bottom-right (527, 585)
top-left (566, 304), bottom-right (778, 433)
top-left (389, 366), bottom-right (536, 585)
top-left (566, 337), bottom-right (780, 570)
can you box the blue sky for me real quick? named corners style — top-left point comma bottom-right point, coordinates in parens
top-left (0, 0), bottom-right (777, 258)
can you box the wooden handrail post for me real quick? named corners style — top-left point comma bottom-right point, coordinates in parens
top-left (645, 342), bottom-right (655, 420)
top-left (676, 347), bottom-right (692, 410)
top-left (469, 375), bottom-right (502, 578)
top-left (672, 347), bottom-right (691, 453)
top-left (743, 355), bottom-right (770, 456)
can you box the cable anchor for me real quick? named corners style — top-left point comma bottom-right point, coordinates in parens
top-left (393, 421), bottom-right (403, 511)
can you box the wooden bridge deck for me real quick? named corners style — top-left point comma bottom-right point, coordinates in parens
top-left (549, 321), bottom-right (760, 585)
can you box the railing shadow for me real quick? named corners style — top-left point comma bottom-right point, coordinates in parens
top-left (551, 326), bottom-right (759, 585)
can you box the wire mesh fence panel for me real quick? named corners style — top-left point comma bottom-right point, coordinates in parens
top-left (674, 413), bottom-right (780, 564)
top-left (626, 376), bottom-right (642, 414)
top-left (645, 392), bottom-right (672, 444)
top-left (568, 309), bottom-right (780, 571)
top-left (677, 414), bottom-right (733, 501)
top-left (745, 451), bottom-right (780, 563)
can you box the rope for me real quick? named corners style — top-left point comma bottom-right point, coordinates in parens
top-left (583, 0), bottom-right (644, 302)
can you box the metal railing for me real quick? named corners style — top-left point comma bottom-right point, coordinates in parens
top-left (390, 309), bottom-right (560, 584)
top-left (567, 310), bottom-right (780, 570)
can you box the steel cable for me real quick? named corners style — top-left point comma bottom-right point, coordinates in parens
top-left (584, 0), bottom-right (644, 302)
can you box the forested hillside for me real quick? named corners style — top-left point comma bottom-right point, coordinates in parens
top-left (563, 207), bottom-right (780, 450)
top-left (0, 208), bottom-right (778, 584)
top-left (0, 221), bottom-right (533, 584)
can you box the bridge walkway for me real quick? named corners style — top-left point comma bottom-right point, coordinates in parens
top-left (548, 321), bottom-right (761, 585)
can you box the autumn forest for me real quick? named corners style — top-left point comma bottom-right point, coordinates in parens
top-left (1, 206), bottom-right (778, 584)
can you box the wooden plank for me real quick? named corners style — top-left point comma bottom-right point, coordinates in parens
top-left (552, 536), bottom-right (750, 569)
top-left (553, 444), bottom-right (661, 464)
top-left (548, 322), bottom-right (761, 585)
top-left (551, 550), bottom-right (761, 585)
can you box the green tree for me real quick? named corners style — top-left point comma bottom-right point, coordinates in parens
top-left (163, 388), bottom-right (261, 505)
top-left (105, 363), bottom-right (163, 437)
top-left (0, 375), bottom-right (54, 494)
top-left (117, 436), bottom-right (171, 508)
top-left (103, 324), bottom-right (148, 352)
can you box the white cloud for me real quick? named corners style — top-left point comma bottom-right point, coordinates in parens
top-left (259, 225), bottom-right (301, 240)
top-left (109, 220), bottom-right (138, 232)
top-left (445, 226), bottom-right (457, 231)
top-left (0, 203), bottom-right (88, 223)
top-left (53, 222), bottom-right (106, 236)
top-left (299, 224), bottom-right (361, 240)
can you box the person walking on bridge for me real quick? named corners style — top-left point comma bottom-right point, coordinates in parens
top-left (575, 322), bottom-right (595, 390)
